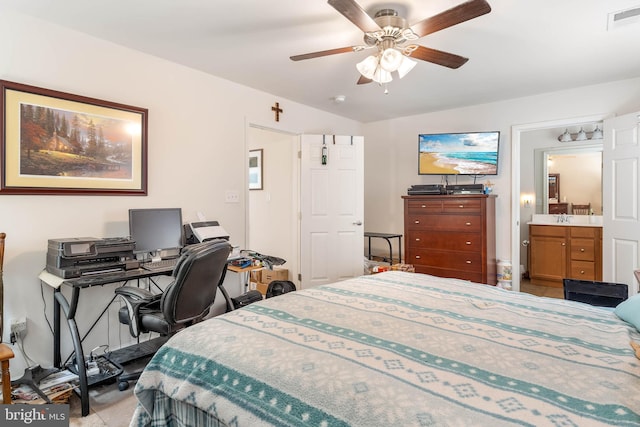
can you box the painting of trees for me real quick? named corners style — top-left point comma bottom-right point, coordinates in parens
top-left (18, 103), bottom-right (134, 179)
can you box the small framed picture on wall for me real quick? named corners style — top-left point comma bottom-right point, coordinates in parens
top-left (249, 149), bottom-right (263, 190)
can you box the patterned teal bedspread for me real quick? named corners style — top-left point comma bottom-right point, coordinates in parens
top-left (131, 271), bottom-right (640, 426)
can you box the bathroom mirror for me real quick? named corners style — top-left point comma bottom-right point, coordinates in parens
top-left (537, 144), bottom-right (602, 215)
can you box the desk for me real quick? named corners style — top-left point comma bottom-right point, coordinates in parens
top-left (364, 232), bottom-right (402, 264)
top-left (40, 267), bottom-right (173, 417)
top-left (227, 264), bottom-right (262, 290)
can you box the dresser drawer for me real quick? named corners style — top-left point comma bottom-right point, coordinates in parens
top-left (407, 199), bottom-right (443, 213)
top-left (408, 249), bottom-right (482, 272)
top-left (407, 214), bottom-right (482, 232)
top-left (415, 265), bottom-right (483, 284)
top-left (407, 231), bottom-right (482, 252)
top-left (569, 261), bottom-right (596, 280)
top-left (442, 199), bottom-right (481, 213)
top-left (570, 238), bottom-right (595, 261)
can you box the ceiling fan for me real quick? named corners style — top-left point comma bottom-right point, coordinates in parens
top-left (290, 0), bottom-right (491, 85)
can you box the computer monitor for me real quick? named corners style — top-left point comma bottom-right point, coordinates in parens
top-left (128, 208), bottom-right (184, 260)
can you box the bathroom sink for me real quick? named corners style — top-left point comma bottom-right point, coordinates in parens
top-left (528, 214), bottom-right (602, 226)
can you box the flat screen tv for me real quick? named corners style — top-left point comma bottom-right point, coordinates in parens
top-left (418, 131), bottom-right (500, 175)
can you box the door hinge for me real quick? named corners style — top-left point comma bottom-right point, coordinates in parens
top-left (298, 150), bottom-right (301, 159)
top-left (298, 273), bottom-right (302, 281)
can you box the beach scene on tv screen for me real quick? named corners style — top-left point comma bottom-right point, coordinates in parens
top-left (419, 132), bottom-right (499, 175)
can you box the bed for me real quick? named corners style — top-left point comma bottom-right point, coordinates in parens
top-left (130, 271), bottom-right (640, 426)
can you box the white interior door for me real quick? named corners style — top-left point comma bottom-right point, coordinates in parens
top-left (300, 134), bottom-right (364, 288)
top-left (603, 111), bottom-right (640, 296)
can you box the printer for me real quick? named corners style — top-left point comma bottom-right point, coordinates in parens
top-left (187, 221), bottom-right (230, 243)
top-left (46, 237), bottom-right (135, 278)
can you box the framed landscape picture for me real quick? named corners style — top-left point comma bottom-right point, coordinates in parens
top-left (0, 80), bottom-right (148, 195)
top-left (249, 148), bottom-right (263, 190)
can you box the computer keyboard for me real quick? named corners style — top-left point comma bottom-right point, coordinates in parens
top-left (142, 258), bottom-right (178, 271)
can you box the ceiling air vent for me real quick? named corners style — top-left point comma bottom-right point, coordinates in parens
top-left (608, 5), bottom-right (640, 30)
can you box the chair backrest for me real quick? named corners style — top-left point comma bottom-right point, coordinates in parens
top-left (572, 203), bottom-right (590, 215)
top-left (161, 239), bottom-right (231, 325)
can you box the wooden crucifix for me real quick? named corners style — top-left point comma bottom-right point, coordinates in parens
top-left (271, 102), bottom-right (283, 122)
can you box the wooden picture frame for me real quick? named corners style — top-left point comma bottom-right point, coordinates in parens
top-left (0, 80), bottom-right (148, 195)
top-left (249, 149), bottom-right (263, 190)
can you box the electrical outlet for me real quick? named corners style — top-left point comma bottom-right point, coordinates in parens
top-left (10, 317), bottom-right (27, 334)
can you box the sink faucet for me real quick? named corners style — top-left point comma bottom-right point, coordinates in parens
top-left (556, 213), bottom-right (571, 223)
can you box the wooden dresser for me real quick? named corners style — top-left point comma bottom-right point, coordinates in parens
top-left (548, 202), bottom-right (569, 214)
top-left (529, 224), bottom-right (602, 287)
top-left (402, 194), bottom-right (497, 285)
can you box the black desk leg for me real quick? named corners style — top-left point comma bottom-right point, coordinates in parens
top-left (383, 238), bottom-right (393, 263)
top-left (68, 316), bottom-right (89, 417)
top-left (53, 289), bottom-right (61, 368)
top-left (54, 290), bottom-right (90, 417)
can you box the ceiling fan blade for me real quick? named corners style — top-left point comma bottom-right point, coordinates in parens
top-left (357, 75), bottom-right (372, 85)
top-left (409, 46), bottom-right (469, 69)
top-left (328, 0), bottom-right (380, 33)
top-left (411, 0), bottom-right (491, 38)
top-left (290, 46), bottom-right (359, 61)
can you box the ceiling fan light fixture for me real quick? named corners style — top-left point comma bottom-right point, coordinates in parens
top-left (380, 48), bottom-right (403, 72)
top-left (356, 55), bottom-right (379, 79)
top-left (397, 56), bottom-right (417, 79)
top-left (373, 67), bottom-right (393, 84)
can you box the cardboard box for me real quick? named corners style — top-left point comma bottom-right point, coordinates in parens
top-left (261, 268), bottom-right (288, 284)
top-left (256, 282), bottom-right (269, 295)
top-left (250, 269), bottom-right (263, 283)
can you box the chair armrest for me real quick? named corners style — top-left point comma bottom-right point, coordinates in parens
top-left (114, 286), bottom-right (158, 302)
top-left (115, 287), bottom-right (161, 337)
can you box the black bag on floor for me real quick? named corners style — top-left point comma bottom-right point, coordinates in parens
top-left (231, 290), bottom-right (263, 309)
top-left (266, 280), bottom-right (296, 298)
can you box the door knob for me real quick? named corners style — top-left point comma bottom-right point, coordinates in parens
top-left (353, 221), bottom-right (362, 226)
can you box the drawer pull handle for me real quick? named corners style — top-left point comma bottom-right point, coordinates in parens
top-left (421, 205), bottom-right (426, 208)
top-left (466, 241), bottom-right (472, 245)
top-left (414, 220), bottom-right (420, 224)
top-left (561, 243), bottom-right (566, 246)
top-left (580, 248), bottom-right (585, 252)
top-left (580, 270), bottom-right (585, 274)
top-left (415, 238), bottom-right (421, 242)
top-left (415, 255), bottom-right (421, 259)
top-left (466, 260), bottom-right (472, 264)
top-left (465, 222), bottom-right (472, 226)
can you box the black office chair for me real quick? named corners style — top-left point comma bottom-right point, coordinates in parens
top-left (114, 239), bottom-right (231, 390)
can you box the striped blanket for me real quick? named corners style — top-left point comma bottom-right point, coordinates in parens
top-left (131, 271), bottom-right (640, 426)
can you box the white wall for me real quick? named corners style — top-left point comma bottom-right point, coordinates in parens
top-left (248, 127), bottom-right (297, 284)
top-left (0, 7), bottom-right (361, 376)
top-left (363, 77), bottom-right (640, 269)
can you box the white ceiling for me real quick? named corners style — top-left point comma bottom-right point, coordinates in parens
top-left (5, 0), bottom-right (640, 123)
